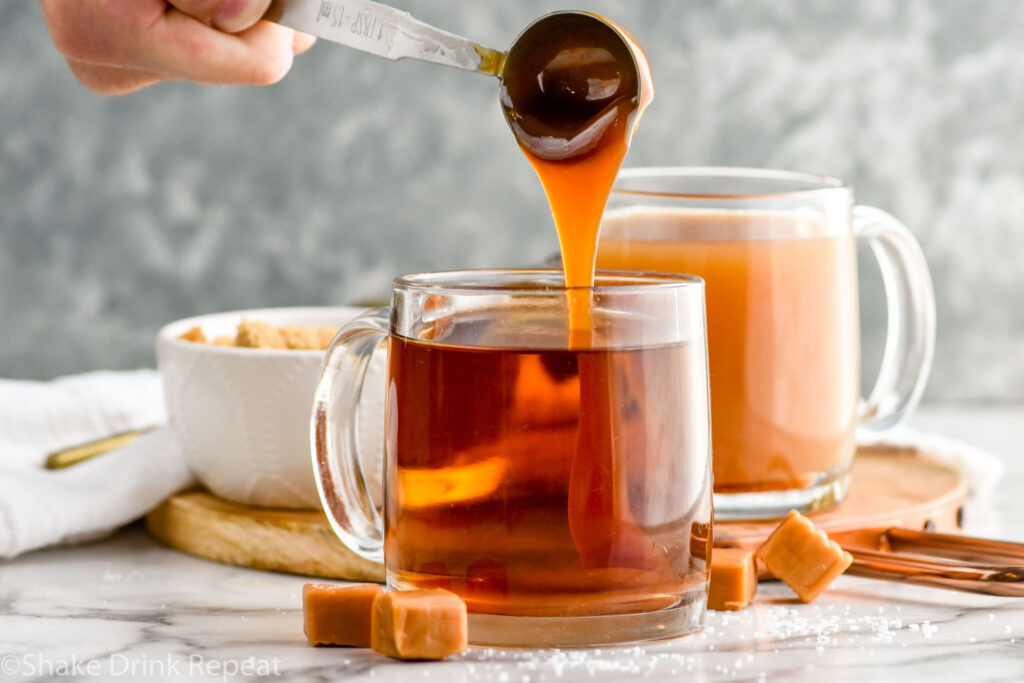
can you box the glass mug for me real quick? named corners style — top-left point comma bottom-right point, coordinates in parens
top-left (595, 167), bottom-right (935, 519)
top-left (311, 269), bottom-right (712, 647)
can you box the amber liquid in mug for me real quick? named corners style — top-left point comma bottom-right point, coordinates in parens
top-left (597, 209), bottom-right (860, 493)
top-left (385, 331), bottom-right (710, 616)
top-left (384, 16), bottom-right (711, 616)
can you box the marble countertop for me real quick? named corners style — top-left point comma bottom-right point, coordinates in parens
top-left (2, 406), bottom-right (1023, 682)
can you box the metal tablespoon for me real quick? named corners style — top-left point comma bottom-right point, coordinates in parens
top-left (262, 0), bottom-right (650, 150)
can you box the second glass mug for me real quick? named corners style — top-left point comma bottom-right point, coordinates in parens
top-left (596, 167), bottom-right (936, 519)
top-left (311, 269), bottom-right (713, 647)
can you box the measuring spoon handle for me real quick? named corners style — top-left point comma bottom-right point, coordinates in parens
top-left (264, 0), bottom-right (503, 75)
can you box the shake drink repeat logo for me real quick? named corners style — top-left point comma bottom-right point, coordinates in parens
top-left (0, 652), bottom-right (283, 680)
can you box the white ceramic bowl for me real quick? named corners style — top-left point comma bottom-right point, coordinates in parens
top-left (156, 306), bottom-right (377, 509)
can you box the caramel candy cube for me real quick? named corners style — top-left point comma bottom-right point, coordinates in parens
top-left (707, 548), bottom-right (757, 611)
top-left (303, 582), bottom-right (382, 647)
top-left (371, 589), bottom-right (468, 660)
top-left (755, 510), bottom-right (853, 603)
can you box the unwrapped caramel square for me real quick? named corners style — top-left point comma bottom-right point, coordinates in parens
top-left (371, 589), bottom-right (468, 660)
top-left (707, 548), bottom-right (757, 611)
top-left (755, 510), bottom-right (853, 603)
top-left (303, 582), bottom-right (382, 647)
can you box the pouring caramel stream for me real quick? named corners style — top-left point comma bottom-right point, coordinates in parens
top-left (500, 13), bottom-right (659, 578)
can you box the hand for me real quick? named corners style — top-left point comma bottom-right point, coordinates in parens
top-left (41, 0), bottom-right (317, 94)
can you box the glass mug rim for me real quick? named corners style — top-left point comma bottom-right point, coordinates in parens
top-left (393, 267), bottom-right (705, 294)
top-left (612, 166), bottom-right (852, 202)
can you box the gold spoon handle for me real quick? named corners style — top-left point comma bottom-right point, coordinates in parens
top-left (45, 430), bottom-right (150, 470)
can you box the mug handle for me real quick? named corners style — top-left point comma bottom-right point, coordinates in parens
top-left (310, 307), bottom-right (390, 564)
top-left (853, 206), bottom-right (936, 439)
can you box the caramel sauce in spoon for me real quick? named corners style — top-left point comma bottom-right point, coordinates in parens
top-left (500, 12), bottom-right (653, 346)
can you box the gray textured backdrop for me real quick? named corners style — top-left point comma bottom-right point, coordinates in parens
top-left (3, 1), bottom-right (1024, 401)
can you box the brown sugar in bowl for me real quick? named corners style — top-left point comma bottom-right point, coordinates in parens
top-left (156, 307), bottom-right (383, 509)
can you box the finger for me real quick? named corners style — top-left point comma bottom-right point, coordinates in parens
top-left (293, 31), bottom-right (317, 55)
top-left (171, 0), bottom-right (274, 34)
top-left (41, 0), bottom-right (167, 66)
top-left (66, 59), bottom-right (168, 95)
top-left (151, 12), bottom-right (297, 85)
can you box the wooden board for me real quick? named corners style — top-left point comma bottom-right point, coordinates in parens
top-left (146, 445), bottom-right (965, 581)
top-left (716, 445), bottom-right (967, 551)
top-left (145, 491), bottom-right (385, 582)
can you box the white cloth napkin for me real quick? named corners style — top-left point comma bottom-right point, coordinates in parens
top-left (0, 371), bottom-right (194, 559)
